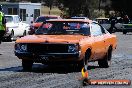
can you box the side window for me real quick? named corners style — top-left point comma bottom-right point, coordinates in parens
top-left (98, 23), bottom-right (109, 34)
top-left (15, 16), bottom-right (20, 23)
top-left (101, 26), bottom-right (109, 34)
top-left (90, 23), bottom-right (103, 36)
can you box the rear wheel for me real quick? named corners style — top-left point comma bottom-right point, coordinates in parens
top-left (98, 47), bottom-right (112, 68)
top-left (22, 59), bottom-right (33, 71)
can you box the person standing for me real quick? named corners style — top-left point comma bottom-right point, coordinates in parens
top-left (109, 14), bottom-right (118, 33)
top-left (0, 5), bottom-right (6, 44)
top-left (123, 15), bottom-right (130, 24)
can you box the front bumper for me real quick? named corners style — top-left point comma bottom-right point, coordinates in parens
top-left (15, 50), bottom-right (80, 63)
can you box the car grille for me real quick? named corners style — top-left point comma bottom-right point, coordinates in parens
top-left (27, 43), bottom-right (69, 54)
top-left (34, 27), bottom-right (39, 30)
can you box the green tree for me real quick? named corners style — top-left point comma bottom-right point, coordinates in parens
top-left (111, 0), bottom-right (132, 18)
top-left (58, 0), bottom-right (99, 18)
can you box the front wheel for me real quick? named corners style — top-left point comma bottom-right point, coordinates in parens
top-left (98, 47), bottom-right (112, 68)
top-left (10, 30), bottom-right (14, 40)
top-left (123, 30), bottom-right (127, 34)
top-left (22, 59), bottom-right (33, 71)
top-left (6, 35), bottom-right (12, 42)
top-left (78, 50), bottom-right (91, 70)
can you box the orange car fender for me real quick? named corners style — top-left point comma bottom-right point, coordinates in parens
top-left (104, 34), bottom-right (117, 52)
top-left (107, 35), bottom-right (117, 51)
top-left (79, 42), bottom-right (94, 61)
top-left (112, 36), bottom-right (117, 50)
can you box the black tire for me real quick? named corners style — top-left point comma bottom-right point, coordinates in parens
top-left (78, 49), bottom-right (91, 70)
top-left (10, 30), bottom-right (14, 40)
top-left (22, 59), bottom-right (33, 71)
top-left (23, 30), bottom-right (26, 36)
top-left (123, 30), bottom-right (127, 34)
top-left (6, 35), bottom-right (12, 42)
top-left (98, 47), bottom-right (112, 68)
top-left (75, 60), bottom-right (83, 71)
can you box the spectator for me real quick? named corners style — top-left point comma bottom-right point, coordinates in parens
top-left (123, 15), bottom-right (130, 24)
top-left (109, 14), bottom-right (118, 33)
top-left (60, 12), bottom-right (63, 18)
top-left (0, 5), bottom-right (6, 44)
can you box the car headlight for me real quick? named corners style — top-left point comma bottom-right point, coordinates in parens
top-left (20, 44), bottom-right (27, 51)
top-left (68, 44), bottom-right (79, 53)
top-left (15, 44), bottom-right (27, 52)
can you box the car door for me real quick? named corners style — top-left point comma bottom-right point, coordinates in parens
top-left (11, 16), bottom-right (19, 37)
top-left (90, 23), bottom-right (106, 60)
top-left (15, 16), bottom-right (24, 36)
top-left (13, 16), bottom-right (21, 36)
top-left (100, 25), bottom-right (112, 52)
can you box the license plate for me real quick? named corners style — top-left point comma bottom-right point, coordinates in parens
top-left (40, 55), bottom-right (49, 60)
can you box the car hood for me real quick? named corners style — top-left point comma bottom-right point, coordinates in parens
top-left (6, 22), bottom-right (17, 28)
top-left (16, 35), bottom-right (88, 44)
top-left (32, 22), bottom-right (43, 27)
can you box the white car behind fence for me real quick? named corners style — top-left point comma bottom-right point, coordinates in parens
top-left (3, 15), bottom-right (30, 41)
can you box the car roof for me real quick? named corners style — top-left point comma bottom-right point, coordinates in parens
top-left (46, 19), bottom-right (92, 23)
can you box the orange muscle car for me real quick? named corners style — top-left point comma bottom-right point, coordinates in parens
top-left (15, 19), bottom-right (117, 70)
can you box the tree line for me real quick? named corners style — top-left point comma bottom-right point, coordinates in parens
top-left (2, 0), bottom-right (132, 18)
top-left (111, 0), bottom-right (132, 18)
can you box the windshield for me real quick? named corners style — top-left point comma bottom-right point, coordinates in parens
top-left (5, 16), bottom-right (13, 23)
top-left (35, 21), bottom-right (90, 35)
top-left (35, 16), bottom-right (59, 22)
